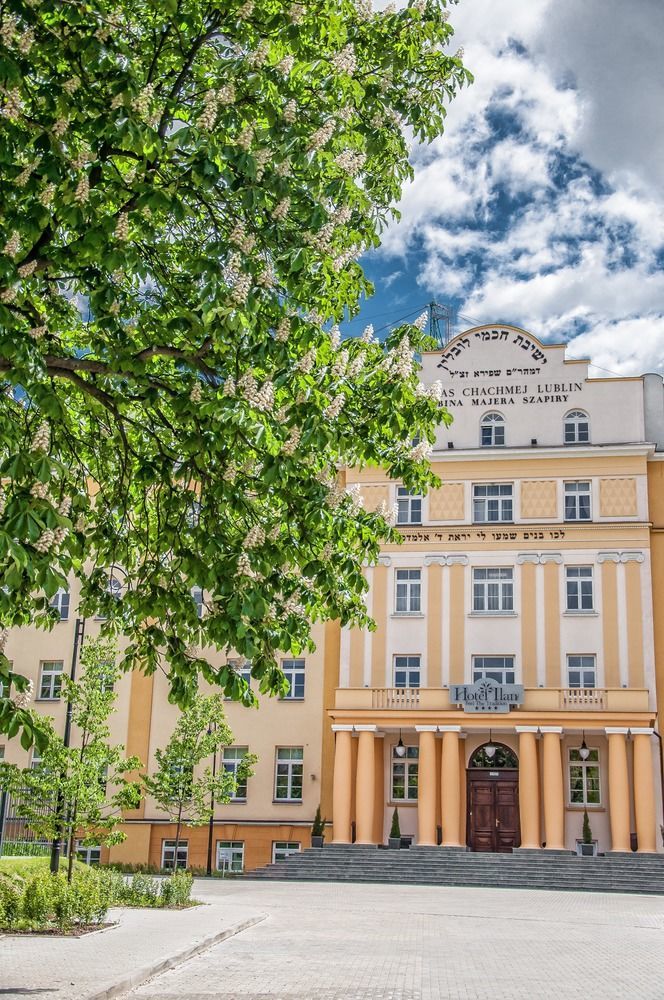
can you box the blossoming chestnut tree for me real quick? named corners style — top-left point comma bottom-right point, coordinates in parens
top-left (0, 0), bottom-right (470, 741)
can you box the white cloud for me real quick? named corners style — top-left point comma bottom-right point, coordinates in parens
top-left (568, 318), bottom-right (664, 376)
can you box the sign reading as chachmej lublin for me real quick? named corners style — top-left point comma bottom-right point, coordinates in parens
top-left (451, 679), bottom-right (525, 713)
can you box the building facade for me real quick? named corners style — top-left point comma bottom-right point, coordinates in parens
top-left (2, 324), bottom-right (664, 867)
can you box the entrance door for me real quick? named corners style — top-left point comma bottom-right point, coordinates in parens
top-left (467, 771), bottom-right (520, 852)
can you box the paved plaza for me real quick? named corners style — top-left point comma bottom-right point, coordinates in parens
top-left (128, 879), bottom-right (664, 1000)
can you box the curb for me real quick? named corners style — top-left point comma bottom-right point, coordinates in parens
top-left (88, 912), bottom-right (267, 1000)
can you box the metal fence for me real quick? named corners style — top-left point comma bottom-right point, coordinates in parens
top-left (0, 788), bottom-right (58, 858)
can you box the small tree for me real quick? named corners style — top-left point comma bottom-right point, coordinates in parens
top-left (311, 804), bottom-right (326, 838)
top-left (390, 807), bottom-right (400, 841)
top-left (582, 809), bottom-right (593, 846)
top-left (143, 694), bottom-right (255, 869)
top-left (0, 638), bottom-right (142, 881)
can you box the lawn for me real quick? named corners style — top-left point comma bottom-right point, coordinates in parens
top-left (0, 856), bottom-right (86, 877)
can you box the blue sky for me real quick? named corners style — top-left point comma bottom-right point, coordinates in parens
top-left (347, 0), bottom-right (664, 376)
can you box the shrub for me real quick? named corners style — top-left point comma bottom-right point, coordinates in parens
top-left (129, 873), bottom-right (160, 905)
top-left (311, 805), bottom-right (326, 838)
top-left (390, 808), bottom-right (401, 840)
top-left (160, 870), bottom-right (193, 907)
top-left (0, 875), bottom-right (23, 927)
top-left (21, 874), bottom-right (53, 924)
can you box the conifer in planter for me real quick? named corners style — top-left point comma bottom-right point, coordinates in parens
top-left (389, 808), bottom-right (401, 849)
top-left (311, 805), bottom-right (326, 848)
top-left (579, 809), bottom-right (596, 856)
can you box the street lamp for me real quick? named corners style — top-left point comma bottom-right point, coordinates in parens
top-left (206, 722), bottom-right (217, 877)
top-left (394, 730), bottom-right (407, 758)
top-left (484, 730), bottom-right (497, 759)
top-left (579, 731), bottom-right (591, 761)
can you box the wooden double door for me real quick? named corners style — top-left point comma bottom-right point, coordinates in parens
top-left (467, 769), bottom-right (520, 852)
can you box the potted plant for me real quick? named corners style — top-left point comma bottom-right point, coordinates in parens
top-left (311, 805), bottom-right (326, 848)
top-left (389, 808), bottom-right (401, 849)
top-left (578, 810), bottom-right (597, 856)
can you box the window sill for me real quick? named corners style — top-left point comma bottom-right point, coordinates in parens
top-left (388, 800), bottom-right (418, 807)
top-left (468, 612), bottom-right (518, 618)
top-left (279, 697), bottom-right (305, 702)
top-left (36, 697), bottom-right (61, 703)
top-left (473, 522), bottom-right (515, 527)
top-left (397, 523), bottom-right (423, 528)
top-left (228, 798), bottom-right (247, 804)
top-left (273, 799), bottom-right (303, 805)
top-left (563, 519), bottom-right (592, 524)
top-left (563, 611), bottom-right (598, 617)
top-left (391, 613), bottom-right (424, 619)
top-left (566, 805), bottom-right (605, 813)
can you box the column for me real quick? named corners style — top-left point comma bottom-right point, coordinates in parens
top-left (632, 729), bottom-right (657, 853)
top-left (541, 727), bottom-right (565, 850)
top-left (516, 727), bottom-right (541, 849)
top-left (599, 553), bottom-right (621, 688)
top-left (425, 558), bottom-right (444, 688)
top-left (332, 726), bottom-right (353, 844)
top-left (416, 727), bottom-right (438, 846)
top-left (440, 726), bottom-right (462, 847)
top-left (448, 557), bottom-right (467, 686)
top-left (606, 728), bottom-right (631, 852)
top-left (542, 555), bottom-right (562, 688)
top-left (370, 558), bottom-right (389, 687)
top-left (517, 555), bottom-right (539, 688)
top-left (355, 725), bottom-right (377, 844)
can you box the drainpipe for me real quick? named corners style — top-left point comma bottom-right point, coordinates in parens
top-left (653, 730), bottom-right (664, 847)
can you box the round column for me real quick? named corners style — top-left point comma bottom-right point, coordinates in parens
top-left (633, 730), bottom-right (657, 853)
top-left (332, 727), bottom-right (353, 844)
top-left (440, 727), bottom-right (462, 847)
top-left (541, 728), bottom-right (565, 850)
top-left (355, 726), bottom-right (376, 844)
top-left (517, 727), bottom-right (541, 849)
top-left (606, 729), bottom-right (631, 852)
top-left (416, 727), bottom-right (437, 846)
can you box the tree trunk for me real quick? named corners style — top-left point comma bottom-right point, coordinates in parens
top-left (173, 803), bottom-right (183, 871)
top-left (66, 797), bottom-right (78, 883)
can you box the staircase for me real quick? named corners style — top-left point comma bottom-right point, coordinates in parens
top-left (246, 844), bottom-right (664, 895)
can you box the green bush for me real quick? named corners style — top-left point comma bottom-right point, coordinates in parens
top-left (21, 874), bottom-right (53, 924)
top-left (0, 875), bottom-right (23, 926)
top-left (161, 870), bottom-right (193, 907)
top-left (129, 872), bottom-right (160, 905)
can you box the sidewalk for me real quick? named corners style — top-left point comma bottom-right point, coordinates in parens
top-left (0, 889), bottom-right (265, 1000)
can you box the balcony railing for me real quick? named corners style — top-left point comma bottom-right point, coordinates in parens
top-left (335, 687), bottom-right (650, 713)
top-left (559, 687), bottom-right (605, 710)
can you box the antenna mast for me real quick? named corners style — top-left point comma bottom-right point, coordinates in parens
top-left (428, 301), bottom-right (454, 347)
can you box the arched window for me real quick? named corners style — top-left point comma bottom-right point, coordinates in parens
top-left (469, 743), bottom-right (519, 769)
top-left (564, 410), bottom-right (590, 445)
top-left (480, 412), bottom-right (505, 447)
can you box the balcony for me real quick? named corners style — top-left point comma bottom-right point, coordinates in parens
top-left (334, 687), bottom-right (651, 713)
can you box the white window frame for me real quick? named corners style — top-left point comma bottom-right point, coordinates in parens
top-left (222, 746), bottom-right (249, 800)
top-left (281, 658), bottom-right (305, 699)
top-left (216, 840), bottom-right (244, 873)
top-left (565, 566), bottom-right (594, 612)
top-left (472, 655), bottom-right (516, 685)
top-left (38, 660), bottom-right (63, 700)
top-left (472, 567), bottom-right (514, 613)
top-left (50, 588), bottom-right (70, 621)
top-left (394, 568), bottom-right (421, 614)
top-left (274, 747), bottom-right (303, 802)
top-left (76, 841), bottom-right (101, 866)
top-left (393, 654), bottom-right (421, 688)
top-left (95, 573), bottom-right (123, 620)
top-left (391, 745), bottom-right (419, 801)
top-left (567, 654), bottom-right (597, 689)
top-left (564, 481), bottom-right (591, 521)
top-left (161, 839), bottom-right (189, 870)
top-left (480, 412), bottom-right (505, 448)
top-left (396, 487), bottom-right (422, 525)
top-left (191, 586), bottom-right (204, 618)
top-left (272, 841), bottom-right (301, 862)
top-left (568, 747), bottom-right (601, 806)
top-left (564, 410), bottom-right (590, 445)
top-left (472, 484), bottom-right (513, 523)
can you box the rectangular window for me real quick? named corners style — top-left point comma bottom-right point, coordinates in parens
top-left (274, 747), bottom-right (303, 801)
top-left (472, 484), bottom-right (513, 523)
top-left (76, 842), bottom-right (101, 866)
top-left (569, 747), bottom-right (601, 805)
top-left (217, 840), bottom-right (244, 873)
top-left (99, 661), bottom-right (115, 694)
top-left (225, 658), bottom-right (252, 699)
top-left (472, 656), bottom-right (516, 685)
top-left (391, 745), bottom-right (419, 800)
top-left (396, 487), bottom-right (422, 525)
top-left (191, 586), bottom-right (204, 618)
top-left (38, 660), bottom-right (63, 700)
top-left (393, 655), bottom-right (421, 688)
top-left (50, 589), bottom-right (70, 621)
top-left (566, 566), bottom-right (594, 611)
top-left (272, 841), bottom-right (301, 862)
top-left (161, 839), bottom-right (189, 870)
top-left (564, 481), bottom-right (591, 521)
top-left (472, 568), bottom-right (514, 613)
top-left (281, 658), bottom-right (305, 699)
top-left (222, 746), bottom-right (249, 800)
top-left (567, 655), bottom-right (596, 689)
top-left (395, 569), bottom-right (421, 614)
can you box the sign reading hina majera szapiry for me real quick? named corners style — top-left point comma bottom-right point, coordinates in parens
top-left (451, 679), bottom-right (525, 713)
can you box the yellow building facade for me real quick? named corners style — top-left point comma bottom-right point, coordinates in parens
top-left (1, 324), bottom-right (663, 868)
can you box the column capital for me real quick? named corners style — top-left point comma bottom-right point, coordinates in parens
top-left (446, 555), bottom-right (469, 567)
top-left (620, 551), bottom-right (645, 563)
top-left (438, 724), bottom-right (462, 733)
top-left (539, 552), bottom-right (563, 565)
top-left (515, 726), bottom-right (540, 734)
top-left (598, 551), bottom-right (621, 563)
top-left (540, 726), bottom-right (563, 735)
top-left (377, 555), bottom-right (392, 567)
top-left (415, 725), bottom-right (438, 732)
top-left (605, 727), bottom-right (630, 735)
top-left (331, 725), bottom-right (354, 732)
top-left (517, 553), bottom-right (540, 565)
top-left (631, 727), bottom-right (655, 736)
top-left (424, 554), bottom-right (446, 566)
top-left (354, 724), bottom-right (378, 732)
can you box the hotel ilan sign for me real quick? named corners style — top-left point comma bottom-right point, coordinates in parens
top-left (451, 679), bottom-right (525, 714)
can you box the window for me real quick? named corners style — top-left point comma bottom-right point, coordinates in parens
top-left (274, 747), bottom-right (303, 801)
top-left (161, 839), bottom-right (189, 870)
top-left (391, 745), bottom-right (418, 800)
top-left (30, 750), bottom-right (42, 770)
top-left (566, 566), bottom-right (594, 612)
top-left (191, 586), bottom-right (204, 618)
top-left (564, 481), bottom-right (591, 521)
top-left (222, 746), bottom-right (249, 800)
top-left (472, 568), bottom-right (513, 613)
top-left (50, 589), bottom-right (70, 621)
top-left (564, 410), bottom-right (590, 445)
top-left (567, 655), bottom-right (596, 689)
top-left (395, 569), bottom-right (421, 614)
top-left (480, 412), bottom-right (505, 447)
top-left (226, 658), bottom-right (251, 699)
top-left (99, 661), bottom-right (115, 693)
top-left (473, 484), bottom-right (513, 523)
top-left (217, 840), bottom-right (244, 873)
top-left (472, 656), bottom-right (516, 685)
top-left (272, 841), bottom-right (301, 862)
top-left (38, 660), bottom-right (63, 700)
top-left (76, 842), bottom-right (101, 866)
top-left (396, 487), bottom-right (422, 525)
top-left (95, 573), bottom-right (123, 620)
top-left (569, 747), bottom-right (600, 805)
top-left (393, 655), bottom-right (421, 688)
top-left (281, 658), bottom-right (305, 699)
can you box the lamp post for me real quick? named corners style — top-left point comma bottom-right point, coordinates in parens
top-left (206, 722), bottom-right (217, 877)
